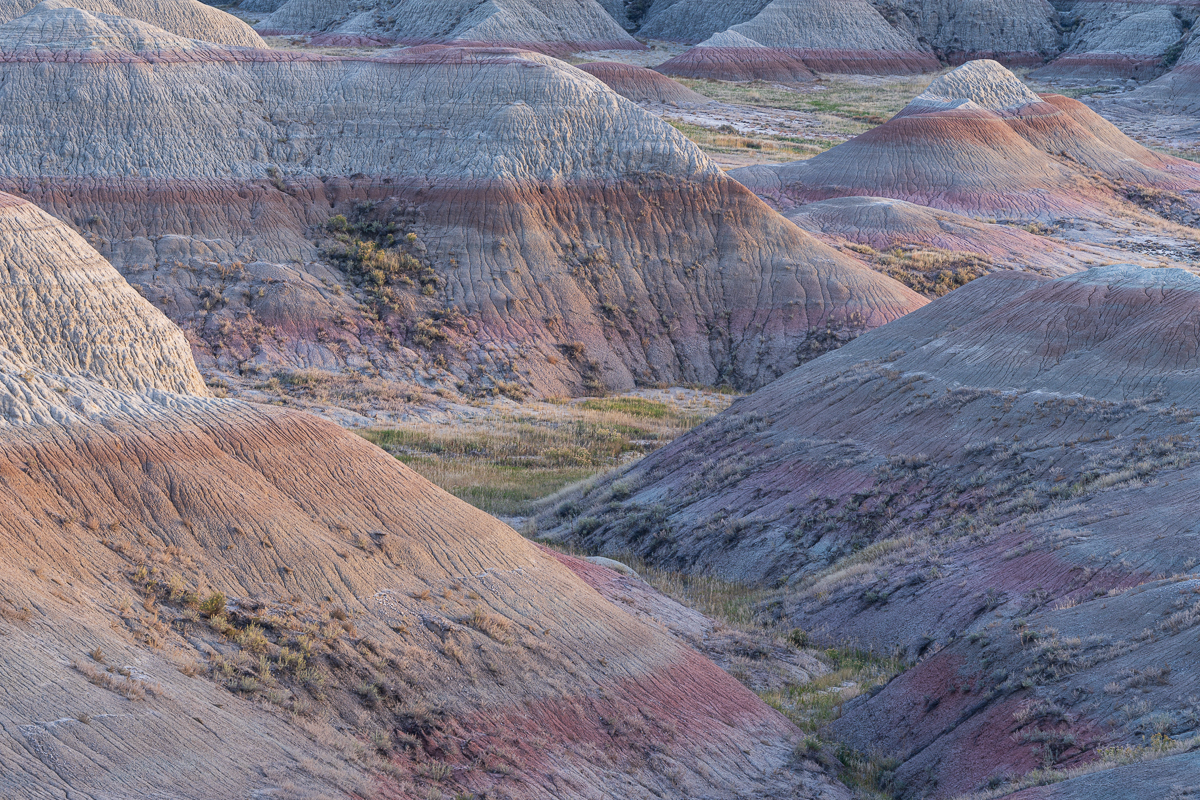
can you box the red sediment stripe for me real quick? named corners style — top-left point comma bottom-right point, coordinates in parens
top-left (0, 191), bottom-right (27, 209)
top-left (793, 47), bottom-right (938, 74)
top-left (657, 45), bottom-right (937, 80)
top-left (0, 46), bottom-right (340, 64)
top-left (942, 50), bottom-right (1049, 68)
top-left (1033, 52), bottom-right (1165, 81)
top-left (656, 46), bottom-right (815, 81)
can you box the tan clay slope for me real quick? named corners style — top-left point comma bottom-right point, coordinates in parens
top-left (0, 0), bottom-right (264, 45)
top-left (0, 6), bottom-right (926, 396)
top-left (785, 196), bottom-right (1089, 280)
top-left (577, 60), bottom-right (711, 105)
top-left (541, 264), bottom-right (1200, 795)
top-left (254, 0), bottom-right (642, 53)
top-left (0, 193), bottom-right (205, 396)
top-left (732, 59), bottom-right (1200, 219)
top-left (0, 190), bottom-right (846, 799)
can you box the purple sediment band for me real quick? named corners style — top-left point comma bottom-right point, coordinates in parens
top-left (1033, 52), bottom-right (1165, 81)
top-left (942, 50), bottom-right (1048, 68)
top-left (657, 45), bottom-right (937, 81)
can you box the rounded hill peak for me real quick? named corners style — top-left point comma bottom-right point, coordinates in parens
top-left (908, 59), bottom-right (1041, 112)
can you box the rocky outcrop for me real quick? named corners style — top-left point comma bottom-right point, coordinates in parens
top-left (253, 0), bottom-right (644, 53)
top-left (877, 0), bottom-right (1061, 66)
top-left (0, 0), bottom-right (264, 45)
top-left (732, 59), bottom-right (1200, 219)
top-left (0, 188), bottom-right (852, 799)
top-left (655, 0), bottom-right (939, 79)
top-left (1033, 2), bottom-right (1189, 82)
top-left (577, 60), bottom-right (711, 104)
top-left (655, 29), bottom-right (818, 81)
top-left (540, 263), bottom-right (1200, 796)
top-left (636, 0), bottom-right (772, 45)
top-left (1121, 30), bottom-right (1200, 113)
top-left (0, 5), bottom-right (925, 397)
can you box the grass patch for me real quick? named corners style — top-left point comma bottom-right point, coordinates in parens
top-left (360, 394), bottom-right (724, 516)
top-left (665, 118), bottom-right (838, 161)
top-left (677, 73), bottom-right (941, 134)
top-left (844, 244), bottom-right (991, 297)
top-left (761, 647), bottom-right (904, 734)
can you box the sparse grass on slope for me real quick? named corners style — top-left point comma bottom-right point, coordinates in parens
top-left (665, 118), bottom-right (837, 162)
top-left (842, 243), bottom-right (992, 297)
top-left (359, 394), bottom-right (726, 516)
top-left (677, 73), bottom-right (942, 133)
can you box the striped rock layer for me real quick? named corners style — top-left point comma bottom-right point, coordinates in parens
top-left (1033, 1), bottom-right (1192, 82)
top-left (253, 0), bottom-right (644, 54)
top-left (0, 0), bottom-right (264, 45)
top-left (732, 59), bottom-right (1200, 219)
top-left (0, 5), bottom-right (925, 396)
top-left (1125, 30), bottom-right (1200, 112)
top-left (785, 196), bottom-right (1090, 277)
top-left (576, 60), bottom-right (710, 105)
top-left (541, 264), bottom-right (1200, 796)
top-left (656, 0), bottom-right (939, 79)
top-left (0, 189), bottom-right (851, 798)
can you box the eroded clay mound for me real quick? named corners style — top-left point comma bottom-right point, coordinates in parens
top-left (1033, 2), bottom-right (1189, 82)
top-left (0, 191), bottom-right (846, 800)
top-left (636, 0), bottom-right (773, 45)
top-left (885, 0), bottom-right (1060, 66)
top-left (785, 196), bottom-right (1086, 276)
top-left (655, 29), bottom-right (817, 81)
top-left (0, 0), bottom-right (264, 45)
top-left (0, 193), bottom-right (205, 397)
top-left (1124, 31), bottom-right (1200, 113)
top-left (656, 0), bottom-right (938, 79)
top-left (577, 60), bottom-right (711, 104)
top-left (732, 59), bottom-right (1200, 218)
top-left (255, 0), bottom-right (643, 53)
top-left (540, 264), bottom-right (1200, 795)
top-left (0, 7), bottom-right (925, 396)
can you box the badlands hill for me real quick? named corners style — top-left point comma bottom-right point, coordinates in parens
top-left (577, 60), bottom-right (710, 105)
top-left (1121, 30), bottom-right (1200, 114)
top-left (877, 0), bottom-right (1061, 66)
top-left (1034, 1), bottom-right (1192, 82)
top-left (0, 3), bottom-right (925, 398)
top-left (655, 0), bottom-right (938, 79)
top-left (732, 59), bottom-right (1200, 219)
top-left (0, 189), bottom-right (850, 799)
top-left (786, 196), bottom-right (1088, 293)
top-left (542, 263), bottom-right (1200, 796)
top-left (252, 0), bottom-right (642, 53)
top-left (0, 0), bottom-right (264, 44)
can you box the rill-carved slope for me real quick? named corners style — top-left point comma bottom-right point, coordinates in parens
top-left (732, 59), bottom-right (1200, 219)
top-left (0, 5), bottom-right (925, 395)
top-left (543, 263), bottom-right (1200, 796)
top-left (0, 189), bottom-right (849, 798)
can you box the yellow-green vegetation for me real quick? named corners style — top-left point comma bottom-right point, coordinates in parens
top-left (677, 73), bottom-right (942, 134)
top-left (545, 544), bottom-right (906, 798)
top-left (1152, 145), bottom-right (1200, 164)
top-left (359, 395), bottom-right (725, 516)
top-left (665, 118), bottom-right (838, 162)
top-left (843, 243), bottom-right (990, 297)
top-left (952, 733), bottom-right (1200, 800)
top-left (760, 645), bottom-right (903, 733)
